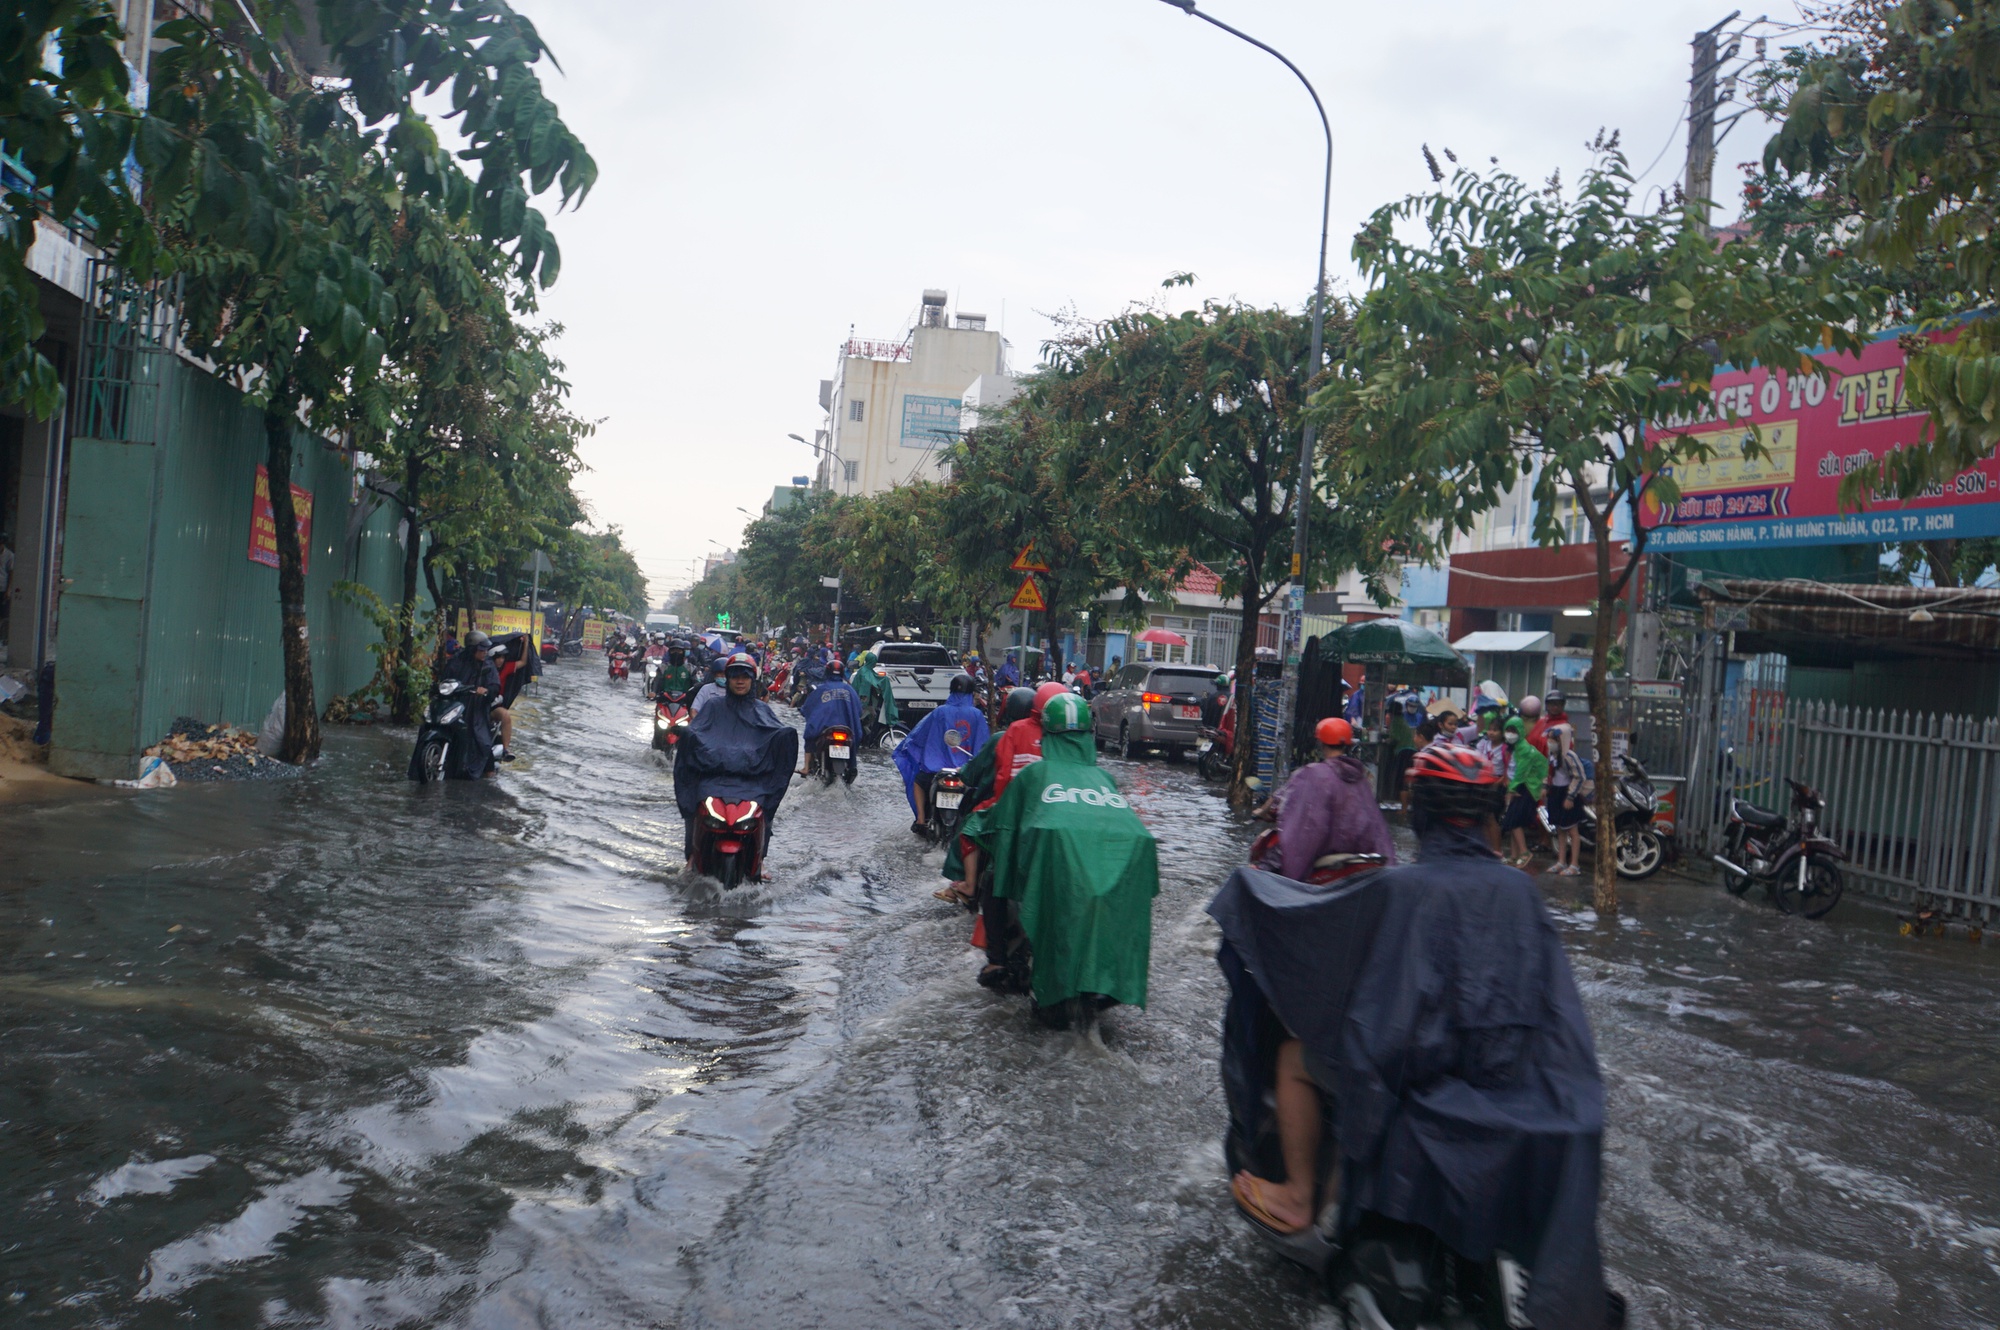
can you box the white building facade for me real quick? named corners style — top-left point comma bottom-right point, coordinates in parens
top-left (815, 290), bottom-right (1007, 497)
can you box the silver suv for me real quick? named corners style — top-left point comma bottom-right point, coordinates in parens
top-left (869, 641), bottom-right (959, 723)
top-left (1092, 663), bottom-right (1222, 760)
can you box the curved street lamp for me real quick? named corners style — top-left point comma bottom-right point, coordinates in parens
top-left (1156, 0), bottom-right (1331, 785)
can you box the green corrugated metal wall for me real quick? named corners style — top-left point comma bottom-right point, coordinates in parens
top-left (52, 354), bottom-right (420, 777)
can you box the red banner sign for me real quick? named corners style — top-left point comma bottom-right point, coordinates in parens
top-left (249, 465), bottom-right (314, 574)
top-left (1642, 325), bottom-right (2000, 550)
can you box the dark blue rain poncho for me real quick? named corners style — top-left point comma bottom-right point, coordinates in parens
top-left (800, 678), bottom-right (863, 744)
top-left (672, 689), bottom-right (800, 821)
top-left (891, 694), bottom-right (990, 814)
top-left (1206, 823), bottom-right (1610, 1330)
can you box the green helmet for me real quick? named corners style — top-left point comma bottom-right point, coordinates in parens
top-left (1041, 691), bottom-right (1091, 734)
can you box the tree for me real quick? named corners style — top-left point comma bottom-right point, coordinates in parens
top-left (147, 1), bottom-right (594, 762)
top-left (1038, 296), bottom-right (1396, 803)
top-left (1762, 0), bottom-right (2000, 503)
top-left (1346, 144), bottom-right (1864, 913)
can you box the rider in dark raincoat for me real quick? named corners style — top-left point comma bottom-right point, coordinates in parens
top-left (1207, 744), bottom-right (1615, 1330)
top-left (673, 655), bottom-right (799, 858)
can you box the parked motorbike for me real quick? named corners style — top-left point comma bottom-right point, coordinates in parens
top-left (1713, 776), bottom-right (1847, 918)
top-left (692, 795), bottom-right (768, 888)
top-left (806, 725), bottom-right (859, 785)
top-left (1569, 755), bottom-right (1667, 880)
top-left (652, 692), bottom-right (693, 753)
top-left (922, 767), bottom-right (968, 844)
top-left (861, 713), bottom-right (908, 752)
top-left (1197, 724), bottom-right (1233, 781)
top-left (607, 650), bottom-right (631, 682)
top-left (409, 677), bottom-right (502, 782)
top-left (539, 639), bottom-right (560, 665)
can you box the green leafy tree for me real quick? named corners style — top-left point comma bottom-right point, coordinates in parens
top-left (1346, 144), bottom-right (1863, 912)
top-left (1038, 296), bottom-right (1394, 803)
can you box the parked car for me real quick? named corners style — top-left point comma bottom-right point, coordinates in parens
top-left (869, 640), bottom-right (959, 725)
top-left (1091, 663), bottom-right (1222, 761)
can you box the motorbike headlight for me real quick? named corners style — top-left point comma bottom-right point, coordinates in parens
top-left (439, 703), bottom-right (465, 725)
top-left (656, 715), bottom-right (670, 730)
top-left (437, 680), bottom-right (461, 696)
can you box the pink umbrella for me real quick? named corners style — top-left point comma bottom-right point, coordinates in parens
top-left (1134, 627), bottom-right (1188, 647)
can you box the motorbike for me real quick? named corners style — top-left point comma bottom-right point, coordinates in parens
top-left (806, 725), bottom-right (859, 785)
top-left (922, 767), bottom-right (968, 843)
top-left (409, 677), bottom-right (502, 782)
top-left (692, 795), bottom-right (768, 888)
top-left (642, 656), bottom-right (661, 685)
top-left (1713, 776), bottom-right (1847, 918)
top-left (539, 639), bottom-right (560, 665)
top-left (652, 692), bottom-right (693, 753)
top-left (1197, 723), bottom-right (1233, 781)
top-left (607, 650), bottom-right (631, 682)
top-left (1247, 826), bottom-right (1387, 887)
top-left (861, 713), bottom-right (908, 752)
top-left (1564, 755), bottom-right (1668, 880)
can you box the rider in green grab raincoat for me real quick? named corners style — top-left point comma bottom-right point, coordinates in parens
top-left (961, 692), bottom-right (1159, 1009)
top-left (851, 650), bottom-right (900, 727)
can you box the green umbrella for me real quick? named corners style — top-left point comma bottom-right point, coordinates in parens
top-left (1321, 618), bottom-right (1469, 683)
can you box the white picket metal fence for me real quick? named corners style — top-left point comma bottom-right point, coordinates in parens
top-left (1680, 694), bottom-right (2000, 921)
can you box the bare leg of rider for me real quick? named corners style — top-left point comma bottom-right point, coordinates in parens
top-left (1232, 1038), bottom-right (1326, 1232)
top-left (493, 705), bottom-right (514, 752)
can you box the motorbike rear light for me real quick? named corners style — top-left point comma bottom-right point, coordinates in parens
top-left (1141, 692), bottom-right (1168, 704)
top-left (829, 729), bottom-right (850, 742)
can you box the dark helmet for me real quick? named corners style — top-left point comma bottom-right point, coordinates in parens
top-left (1407, 742), bottom-right (1505, 827)
top-left (709, 658), bottom-right (728, 677)
top-left (949, 673), bottom-right (976, 695)
top-left (668, 644), bottom-right (685, 659)
top-left (825, 658), bottom-right (845, 677)
top-left (1000, 686), bottom-right (1037, 725)
top-left (465, 630), bottom-right (491, 649)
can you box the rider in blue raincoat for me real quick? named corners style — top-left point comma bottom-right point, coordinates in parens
top-left (800, 658), bottom-right (863, 748)
top-left (893, 674), bottom-right (991, 832)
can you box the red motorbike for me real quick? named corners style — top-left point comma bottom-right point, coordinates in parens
top-left (608, 650), bottom-right (631, 682)
top-left (1248, 827), bottom-right (1385, 886)
top-left (694, 796), bottom-right (767, 888)
top-left (652, 693), bottom-right (692, 752)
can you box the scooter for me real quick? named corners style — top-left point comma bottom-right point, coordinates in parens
top-left (692, 795), bottom-right (768, 888)
top-left (1247, 827), bottom-right (1387, 886)
top-left (409, 677), bottom-right (502, 782)
top-left (1713, 776), bottom-right (1847, 918)
top-left (652, 692), bottom-right (692, 753)
top-left (806, 725), bottom-right (859, 785)
top-left (1197, 724), bottom-right (1233, 781)
top-left (608, 650), bottom-right (632, 682)
top-left (1569, 755), bottom-right (1668, 880)
top-left (923, 767), bottom-right (968, 843)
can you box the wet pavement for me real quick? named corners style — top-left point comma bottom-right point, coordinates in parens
top-left (2, 667), bottom-right (1997, 1328)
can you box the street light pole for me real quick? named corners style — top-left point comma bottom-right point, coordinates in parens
top-left (1158, 0), bottom-right (1332, 788)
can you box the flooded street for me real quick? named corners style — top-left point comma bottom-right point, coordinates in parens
top-left (3, 667), bottom-right (1998, 1328)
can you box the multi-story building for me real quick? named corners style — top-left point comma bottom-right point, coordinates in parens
top-left (814, 290), bottom-right (1007, 497)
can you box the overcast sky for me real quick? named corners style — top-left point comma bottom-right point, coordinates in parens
top-left (506, 0), bottom-right (1797, 605)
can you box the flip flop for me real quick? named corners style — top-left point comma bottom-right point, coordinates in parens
top-left (1230, 1173), bottom-right (1310, 1237)
top-left (932, 884), bottom-right (975, 906)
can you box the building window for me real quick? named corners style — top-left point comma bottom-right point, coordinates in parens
top-left (842, 460), bottom-right (858, 483)
top-left (849, 400), bottom-right (864, 422)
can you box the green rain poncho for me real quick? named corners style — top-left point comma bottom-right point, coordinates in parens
top-left (851, 651), bottom-right (900, 726)
top-left (962, 726), bottom-right (1160, 1008)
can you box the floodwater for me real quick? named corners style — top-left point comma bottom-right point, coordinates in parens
top-left (1, 668), bottom-right (1996, 1328)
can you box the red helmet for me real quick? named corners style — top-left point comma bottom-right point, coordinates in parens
top-left (1031, 681), bottom-right (1067, 712)
top-left (1315, 717), bottom-right (1354, 748)
top-left (1409, 743), bottom-right (1501, 786)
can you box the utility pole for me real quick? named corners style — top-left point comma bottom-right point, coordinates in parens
top-left (1685, 11), bottom-right (1740, 233)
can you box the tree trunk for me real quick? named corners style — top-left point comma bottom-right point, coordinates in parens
top-left (264, 407), bottom-right (322, 764)
top-left (1588, 520), bottom-right (1619, 917)
top-left (460, 567), bottom-right (478, 640)
top-left (391, 451), bottom-right (424, 725)
top-left (1229, 555), bottom-right (1265, 810)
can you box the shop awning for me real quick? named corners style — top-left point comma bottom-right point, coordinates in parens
top-left (1452, 630), bottom-right (1554, 655)
top-left (1698, 578), bottom-right (2000, 658)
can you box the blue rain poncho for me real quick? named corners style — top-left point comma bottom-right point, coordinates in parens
top-left (1206, 823), bottom-right (1610, 1330)
top-left (673, 689), bottom-right (800, 821)
top-left (800, 678), bottom-right (863, 744)
top-left (892, 693), bottom-right (990, 814)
